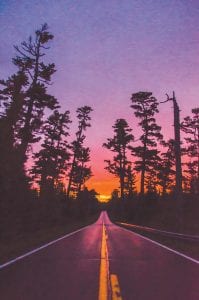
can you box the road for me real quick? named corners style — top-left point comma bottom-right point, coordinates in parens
top-left (0, 211), bottom-right (199, 300)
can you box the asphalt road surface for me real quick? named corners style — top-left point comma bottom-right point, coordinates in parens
top-left (0, 211), bottom-right (199, 300)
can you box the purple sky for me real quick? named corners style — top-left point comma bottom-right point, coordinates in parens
top-left (1, 0), bottom-right (199, 195)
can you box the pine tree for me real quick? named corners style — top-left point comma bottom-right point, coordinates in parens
top-left (124, 164), bottom-right (136, 197)
top-left (72, 147), bottom-right (92, 195)
top-left (0, 70), bottom-right (29, 195)
top-left (103, 119), bottom-right (134, 200)
top-left (67, 106), bottom-right (93, 198)
top-left (157, 139), bottom-right (175, 195)
top-left (31, 110), bottom-right (71, 199)
top-left (182, 108), bottom-right (199, 194)
top-left (130, 92), bottom-right (162, 195)
top-left (0, 71), bottom-right (28, 144)
top-left (13, 23), bottom-right (59, 163)
top-left (145, 151), bottom-right (161, 194)
top-left (0, 24), bottom-right (58, 198)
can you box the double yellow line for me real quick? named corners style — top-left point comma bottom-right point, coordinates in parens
top-left (98, 223), bottom-right (122, 300)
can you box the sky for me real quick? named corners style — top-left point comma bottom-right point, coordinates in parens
top-left (0, 0), bottom-right (199, 196)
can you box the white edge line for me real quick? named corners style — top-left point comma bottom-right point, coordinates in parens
top-left (118, 222), bottom-right (199, 239)
top-left (0, 223), bottom-right (92, 270)
top-left (116, 223), bottom-right (199, 265)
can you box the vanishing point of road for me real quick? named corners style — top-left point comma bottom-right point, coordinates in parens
top-left (0, 211), bottom-right (199, 299)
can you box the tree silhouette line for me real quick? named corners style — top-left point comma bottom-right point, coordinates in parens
top-left (103, 91), bottom-right (198, 229)
top-left (0, 24), bottom-right (198, 233)
top-left (104, 92), bottom-right (199, 200)
top-left (0, 23), bottom-right (100, 245)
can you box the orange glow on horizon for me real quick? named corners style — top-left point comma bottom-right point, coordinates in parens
top-left (86, 169), bottom-right (140, 196)
top-left (96, 194), bottom-right (111, 202)
top-left (86, 176), bottom-right (118, 196)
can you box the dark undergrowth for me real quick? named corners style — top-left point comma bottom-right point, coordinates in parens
top-left (0, 191), bottom-right (100, 264)
top-left (106, 193), bottom-right (199, 235)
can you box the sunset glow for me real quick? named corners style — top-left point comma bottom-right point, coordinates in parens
top-left (96, 194), bottom-right (111, 203)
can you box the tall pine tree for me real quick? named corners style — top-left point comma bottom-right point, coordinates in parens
top-left (103, 119), bottom-right (134, 200)
top-left (0, 24), bottom-right (58, 198)
top-left (157, 139), bottom-right (175, 195)
top-left (182, 108), bottom-right (199, 194)
top-left (71, 147), bottom-right (92, 196)
top-left (31, 110), bottom-right (71, 199)
top-left (0, 71), bottom-right (28, 195)
top-left (67, 106), bottom-right (93, 198)
top-left (130, 92), bottom-right (162, 195)
top-left (14, 23), bottom-right (59, 163)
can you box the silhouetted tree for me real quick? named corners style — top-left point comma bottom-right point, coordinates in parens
top-left (0, 70), bottom-right (29, 196)
top-left (77, 187), bottom-right (99, 218)
top-left (71, 147), bottom-right (92, 196)
top-left (157, 139), bottom-right (175, 195)
top-left (111, 189), bottom-right (120, 200)
top-left (67, 106), bottom-right (93, 198)
top-left (103, 119), bottom-right (134, 200)
top-left (31, 110), bottom-right (71, 199)
top-left (124, 164), bottom-right (136, 197)
top-left (108, 189), bottom-right (122, 219)
top-left (14, 23), bottom-right (58, 164)
top-left (0, 71), bottom-right (28, 143)
top-left (145, 151), bottom-right (161, 194)
top-left (130, 92), bottom-right (162, 195)
top-left (182, 108), bottom-right (199, 194)
top-left (0, 24), bottom-right (58, 198)
top-left (160, 92), bottom-right (182, 195)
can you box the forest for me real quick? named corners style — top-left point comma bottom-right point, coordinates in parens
top-left (0, 24), bottom-right (198, 262)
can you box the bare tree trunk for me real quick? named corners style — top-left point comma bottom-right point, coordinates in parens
top-left (19, 39), bottom-right (40, 163)
top-left (120, 175), bottom-right (125, 200)
top-left (140, 140), bottom-right (147, 195)
top-left (66, 157), bottom-right (76, 199)
top-left (173, 92), bottom-right (182, 196)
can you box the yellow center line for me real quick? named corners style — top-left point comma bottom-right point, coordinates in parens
top-left (98, 221), bottom-right (123, 300)
top-left (110, 274), bottom-right (123, 300)
top-left (98, 222), bottom-right (109, 300)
